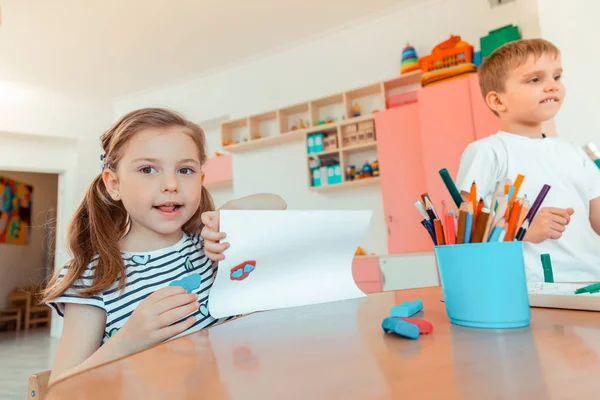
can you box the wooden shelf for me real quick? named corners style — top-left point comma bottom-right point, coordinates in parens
top-left (310, 176), bottom-right (381, 192)
top-left (339, 114), bottom-right (375, 127)
top-left (308, 148), bottom-right (340, 157)
top-left (221, 117), bottom-right (248, 129)
top-left (223, 130), bottom-right (305, 153)
top-left (221, 71), bottom-right (420, 153)
top-left (341, 141), bottom-right (377, 153)
top-left (305, 122), bottom-right (338, 134)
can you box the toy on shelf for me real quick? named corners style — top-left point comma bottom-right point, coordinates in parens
top-left (480, 24), bottom-right (521, 58)
top-left (298, 119), bottom-right (306, 129)
top-left (400, 43), bottom-right (420, 74)
top-left (362, 160), bottom-right (373, 178)
top-left (346, 165), bottom-right (356, 181)
top-left (341, 120), bottom-right (375, 147)
top-left (372, 160), bottom-right (379, 176)
top-left (308, 156), bottom-right (320, 170)
top-left (352, 104), bottom-right (361, 117)
top-left (348, 159), bottom-right (378, 180)
top-left (215, 152), bottom-right (224, 157)
top-left (419, 35), bottom-right (476, 87)
top-left (222, 140), bottom-right (238, 146)
top-left (322, 133), bottom-right (338, 151)
top-left (355, 246), bottom-right (366, 256)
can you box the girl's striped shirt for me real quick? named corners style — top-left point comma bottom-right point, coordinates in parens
top-left (47, 232), bottom-right (233, 343)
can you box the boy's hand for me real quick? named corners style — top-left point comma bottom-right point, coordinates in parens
top-left (524, 207), bottom-right (575, 243)
top-left (200, 211), bottom-right (229, 261)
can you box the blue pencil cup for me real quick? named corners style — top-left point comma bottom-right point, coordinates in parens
top-left (434, 241), bottom-right (530, 329)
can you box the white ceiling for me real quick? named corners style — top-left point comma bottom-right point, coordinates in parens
top-left (0, 0), bottom-right (407, 98)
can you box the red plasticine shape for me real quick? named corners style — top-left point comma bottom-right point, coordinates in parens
top-left (399, 317), bottom-right (433, 334)
top-left (230, 260), bottom-right (256, 281)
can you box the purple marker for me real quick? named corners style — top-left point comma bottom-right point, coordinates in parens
top-left (524, 184), bottom-right (551, 222)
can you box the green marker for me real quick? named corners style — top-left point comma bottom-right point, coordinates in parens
top-left (541, 254), bottom-right (554, 283)
top-left (439, 168), bottom-right (463, 208)
top-left (575, 282), bottom-right (600, 295)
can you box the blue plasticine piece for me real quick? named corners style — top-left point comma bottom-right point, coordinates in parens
top-left (390, 299), bottom-right (423, 318)
top-left (381, 317), bottom-right (420, 340)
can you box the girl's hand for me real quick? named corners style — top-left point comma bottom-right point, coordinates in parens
top-left (201, 210), bottom-right (229, 261)
top-left (112, 286), bottom-right (199, 355)
top-left (524, 207), bottom-right (574, 243)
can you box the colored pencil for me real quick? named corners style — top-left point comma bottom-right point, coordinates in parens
top-left (505, 186), bottom-right (516, 219)
top-left (504, 178), bottom-right (512, 195)
top-left (524, 184), bottom-right (551, 222)
top-left (420, 220), bottom-right (436, 244)
top-left (492, 195), bottom-right (508, 228)
top-left (489, 182), bottom-right (500, 217)
top-left (434, 219), bottom-right (446, 245)
top-left (518, 196), bottom-right (529, 229)
top-left (414, 200), bottom-right (430, 221)
top-left (439, 168), bottom-right (464, 208)
top-left (512, 174), bottom-right (525, 199)
top-left (464, 203), bottom-right (474, 244)
top-left (488, 216), bottom-right (504, 242)
top-left (456, 203), bottom-right (467, 245)
top-left (482, 209), bottom-right (495, 242)
top-left (445, 212), bottom-right (457, 244)
top-left (505, 199), bottom-right (522, 241)
top-left (424, 195), bottom-right (438, 220)
top-left (468, 181), bottom-right (477, 217)
top-left (472, 208), bottom-right (490, 243)
top-left (515, 220), bottom-right (529, 241)
top-left (498, 228), bottom-right (507, 242)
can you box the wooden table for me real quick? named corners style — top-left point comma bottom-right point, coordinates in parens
top-left (46, 287), bottom-right (600, 399)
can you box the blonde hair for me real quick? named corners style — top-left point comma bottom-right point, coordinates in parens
top-left (479, 38), bottom-right (560, 100)
top-left (43, 108), bottom-right (214, 301)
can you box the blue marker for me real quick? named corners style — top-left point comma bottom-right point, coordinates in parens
top-left (464, 212), bottom-right (473, 243)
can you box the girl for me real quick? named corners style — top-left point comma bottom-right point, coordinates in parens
top-left (43, 108), bottom-right (286, 384)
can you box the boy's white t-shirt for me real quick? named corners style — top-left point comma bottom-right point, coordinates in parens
top-left (456, 131), bottom-right (600, 282)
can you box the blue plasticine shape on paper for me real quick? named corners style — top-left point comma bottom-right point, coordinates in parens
top-left (381, 317), bottom-right (420, 339)
top-left (390, 299), bottom-right (423, 318)
top-left (169, 274), bottom-right (201, 293)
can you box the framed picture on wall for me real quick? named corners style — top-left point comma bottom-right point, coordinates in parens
top-left (0, 175), bottom-right (33, 245)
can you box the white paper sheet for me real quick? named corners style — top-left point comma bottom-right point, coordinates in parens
top-left (208, 210), bottom-right (371, 318)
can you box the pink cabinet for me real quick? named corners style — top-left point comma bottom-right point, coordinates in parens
top-left (352, 257), bottom-right (382, 294)
top-left (417, 77), bottom-right (478, 208)
top-left (468, 74), bottom-right (501, 140)
top-left (202, 155), bottom-right (233, 189)
top-left (375, 104), bottom-right (433, 254)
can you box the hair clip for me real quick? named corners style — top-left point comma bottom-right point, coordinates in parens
top-left (100, 153), bottom-right (107, 171)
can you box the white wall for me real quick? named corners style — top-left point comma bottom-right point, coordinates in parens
top-left (115, 0), bottom-right (524, 255)
top-left (0, 171), bottom-right (58, 309)
top-left (0, 81), bottom-right (112, 336)
top-left (537, 0), bottom-right (600, 145)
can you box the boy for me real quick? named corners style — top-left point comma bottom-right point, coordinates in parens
top-left (456, 38), bottom-right (600, 282)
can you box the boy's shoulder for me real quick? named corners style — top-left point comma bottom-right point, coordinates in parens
top-left (460, 132), bottom-right (508, 164)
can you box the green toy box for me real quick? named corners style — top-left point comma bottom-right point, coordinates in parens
top-left (480, 24), bottom-right (521, 58)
